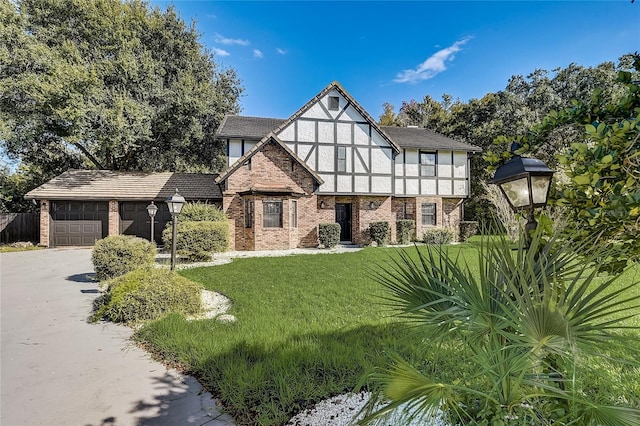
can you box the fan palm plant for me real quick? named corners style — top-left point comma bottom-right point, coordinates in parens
top-left (363, 231), bottom-right (640, 425)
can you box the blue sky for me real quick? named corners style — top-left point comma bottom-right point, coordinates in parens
top-left (151, 1), bottom-right (638, 120)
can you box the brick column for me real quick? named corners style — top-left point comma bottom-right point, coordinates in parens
top-left (108, 200), bottom-right (119, 236)
top-left (39, 199), bottom-right (50, 247)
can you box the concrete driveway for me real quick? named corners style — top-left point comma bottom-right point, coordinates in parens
top-left (0, 248), bottom-right (235, 426)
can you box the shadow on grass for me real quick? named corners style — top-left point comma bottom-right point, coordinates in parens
top-left (138, 320), bottom-right (429, 426)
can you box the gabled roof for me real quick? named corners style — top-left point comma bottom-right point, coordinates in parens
top-left (216, 118), bottom-right (482, 154)
top-left (267, 81), bottom-right (401, 154)
top-left (380, 126), bottom-right (482, 152)
top-left (215, 133), bottom-right (324, 185)
top-left (25, 170), bottom-right (222, 201)
top-left (216, 116), bottom-right (286, 139)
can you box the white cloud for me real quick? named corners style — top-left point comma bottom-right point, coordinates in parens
top-left (253, 49), bottom-right (264, 59)
top-left (214, 33), bottom-right (250, 46)
top-left (276, 48), bottom-right (287, 55)
top-left (394, 37), bottom-right (472, 84)
top-left (212, 47), bottom-right (230, 57)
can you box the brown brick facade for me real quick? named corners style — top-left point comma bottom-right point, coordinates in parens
top-left (39, 199), bottom-right (49, 247)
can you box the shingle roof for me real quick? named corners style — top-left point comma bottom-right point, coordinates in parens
top-left (215, 134), bottom-right (324, 185)
top-left (216, 116), bottom-right (482, 152)
top-left (216, 116), bottom-right (286, 139)
top-left (25, 170), bottom-right (222, 201)
top-left (380, 126), bottom-right (482, 152)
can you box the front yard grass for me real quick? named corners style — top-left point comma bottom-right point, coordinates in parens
top-left (134, 243), bottom-right (640, 425)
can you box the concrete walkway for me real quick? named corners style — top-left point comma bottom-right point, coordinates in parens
top-left (0, 248), bottom-right (235, 426)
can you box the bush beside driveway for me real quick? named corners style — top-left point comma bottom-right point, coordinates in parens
top-left (0, 248), bottom-right (233, 426)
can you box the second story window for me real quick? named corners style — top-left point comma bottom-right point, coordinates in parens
top-left (337, 146), bottom-right (347, 172)
top-left (329, 96), bottom-right (339, 111)
top-left (420, 152), bottom-right (436, 177)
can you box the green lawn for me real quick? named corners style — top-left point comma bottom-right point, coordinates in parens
top-left (134, 242), bottom-right (640, 425)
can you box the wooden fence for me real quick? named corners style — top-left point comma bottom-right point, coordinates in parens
top-left (0, 213), bottom-right (40, 244)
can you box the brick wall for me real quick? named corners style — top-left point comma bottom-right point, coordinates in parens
top-left (108, 200), bottom-right (119, 236)
top-left (223, 140), bottom-right (319, 250)
top-left (40, 199), bottom-right (49, 247)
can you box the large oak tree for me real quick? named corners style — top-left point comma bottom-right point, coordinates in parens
top-left (0, 0), bottom-right (242, 178)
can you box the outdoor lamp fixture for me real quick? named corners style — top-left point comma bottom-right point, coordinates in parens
top-left (492, 145), bottom-right (554, 246)
top-left (320, 201), bottom-right (326, 209)
top-left (146, 201), bottom-right (158, 243)
top-left (165, 189), bottom-right (186, 271)
top-left (369, 201), bottom-right (376, 210)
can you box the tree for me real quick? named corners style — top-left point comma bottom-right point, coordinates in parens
top-left (365, 234), bottom-right (640, 425)
top-left (486, 54), bottom-right (640, 268)
top-left (0, 0), bottom-right (242, 176)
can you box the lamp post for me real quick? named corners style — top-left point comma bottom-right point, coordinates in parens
top-left (492, 146), bottom-right (554, 247)
top-left (165, 189), bottom-right (185, 271)
top-left (146, 201), bottom-right (158, 243)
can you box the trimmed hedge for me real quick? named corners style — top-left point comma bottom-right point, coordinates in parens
top-left (91, 268), bottom-right (202, 323)
top-left (179, 202), bottom-right (227, 222)
top-left (369, 221), bottom-right (390, 246)
top-left (319, 223), bottom-right (340, 248)
top-left (396, 220), bottom-right (415, 244)
top-left (459, 221), bottom-right (479, 242)
top-left (422, 228), bottom-right (456, 245)
top-left (163, 221), bottom-right (229, 262)
top-left (91, 235), bottom-right (156, 281)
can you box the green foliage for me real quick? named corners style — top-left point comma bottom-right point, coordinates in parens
top-left (0, 0), bottom-right (242, 178)
top-left (179, 202), bottom-right (227, 222)
top-left (459, 220), bottom-right (479, 242)
top-left (396, 220), bottom-right (415, 244)
top-left (422, 227), bottom-right (455, 245)
top-left (369, 221), bottom-right (390, 246)
top-left (318, 223), bottom-right (340, 248)
top-left (365, 232), bottom-right (640, 425)
top-left (91, 235), bottom-right (156, 280)
top-left (486, 54), bottom-right (640, 267)
top-left (92, 268), bottom-right (202, 323)
top-left (162, 221), bottom-right (229, 261)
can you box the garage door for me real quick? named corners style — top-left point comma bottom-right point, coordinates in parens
top-left (51, 201), bottom-right (109, 247)
top-left (120, 202), bottom-right (171, 245)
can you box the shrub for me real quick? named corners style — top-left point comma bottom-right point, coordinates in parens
top-left (396, 220), bottom-right (415, 244)
top-left (459, 221), bottom-right (478, 242)
top-left (318, 223), bottom-right (340, 248)
top-left (91, 268), bottom-right (202, 323)
top-left (368, 232), bottom-right (640, 425)
top-left (369, 221), bottom-right (390, 246)
top-left (91, 235), bottom-right (156, 280)
top-left (163, 221), bottom-right (229, 262)
top-left (179, 202), bottom-right (227, 222)
top-left (422, 228), bottom-right (455, 245)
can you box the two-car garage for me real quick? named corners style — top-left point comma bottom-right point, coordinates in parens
top-left (25, 170), bottom-right (222, 248)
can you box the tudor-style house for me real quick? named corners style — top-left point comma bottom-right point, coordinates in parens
top-left (215, 81), bottom-right (481, 251)
top-left (26, 81), bottom-right (480, 250)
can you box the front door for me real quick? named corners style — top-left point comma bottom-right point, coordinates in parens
top-left (335, 203), bottom-right (352, 242)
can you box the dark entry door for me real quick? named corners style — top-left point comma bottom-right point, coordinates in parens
top-left (335, 203), bottom-right (352, 242)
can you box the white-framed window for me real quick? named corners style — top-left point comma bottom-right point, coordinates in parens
top-left (421, 203), bottom-right (436, 226)
top-left (337, 146), bottom-right (347, 172)
top-left (263, 200), bottom-right (283, 228)
top-left (420, 152), bottom-right (436, 177)
top-left (291, 200), bottom-right (297, 228)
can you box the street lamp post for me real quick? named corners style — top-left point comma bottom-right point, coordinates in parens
top-left (165, 190), bottom-right (186, 271)
top-left (492, 145), bottom-right (554, 247)
top-left (146, 201), bottom-right (158, 244)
